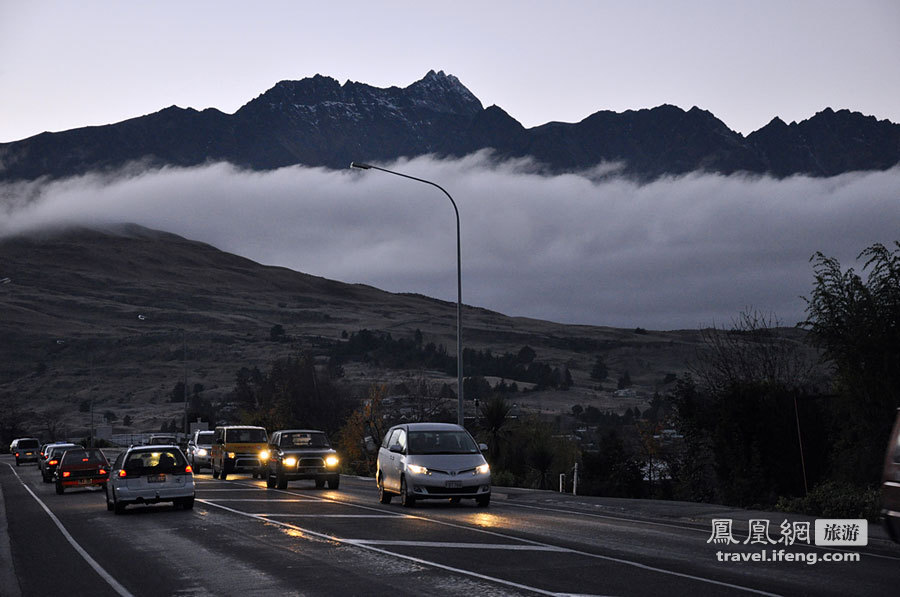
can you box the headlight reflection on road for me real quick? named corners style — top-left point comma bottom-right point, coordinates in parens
top-left (467, 512), bottom-right (506, 529)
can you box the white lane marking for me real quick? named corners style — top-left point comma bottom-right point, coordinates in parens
top-left (199, 499), bottom-right (560, 596)
top-left (5, 463), bottom-right (133, 597)
top-left (257, 514), bottom-right (404, 518)
top-left (350, 540), bottom-right (568, 551)
top-left (199, 494), bottom-right (782, 596)
top-left (205, 498), bottom-right (313, 502)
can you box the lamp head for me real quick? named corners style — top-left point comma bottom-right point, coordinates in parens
top-left (350, 162), bottom-right (372, 170)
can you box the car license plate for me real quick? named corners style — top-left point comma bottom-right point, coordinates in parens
top-left (445, 480), bottom-right (462, 489)
top-left (148, 474), bottom-right (166, 483)
top-left (79, 479), bottom-right (90, 485)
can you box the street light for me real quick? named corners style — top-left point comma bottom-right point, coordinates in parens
top-left (350, 162), bottom-right (465, 426)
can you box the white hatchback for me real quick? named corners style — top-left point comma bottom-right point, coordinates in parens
top-left (106, 445), bottom-right (195, 514)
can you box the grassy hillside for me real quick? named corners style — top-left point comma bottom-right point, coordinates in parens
top-left (0, 224), bottom-right (707, 436)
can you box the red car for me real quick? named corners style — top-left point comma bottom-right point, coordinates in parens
top-left (55, 448), bottom-right (110, 494)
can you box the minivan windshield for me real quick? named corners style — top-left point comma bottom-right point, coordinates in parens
top-left (408, 430), bottom-right (479, 455)
top-left (225, 429), bottom-right (267, 443)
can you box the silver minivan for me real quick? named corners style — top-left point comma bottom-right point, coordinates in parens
top-left (376, 422), bottom-right (491, 507)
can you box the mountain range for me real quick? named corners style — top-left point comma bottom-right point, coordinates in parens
top-left (1, 70), bottom-right (898, 182)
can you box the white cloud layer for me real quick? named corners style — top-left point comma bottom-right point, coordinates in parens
top-left (2, 154), bottom-right (899, 330)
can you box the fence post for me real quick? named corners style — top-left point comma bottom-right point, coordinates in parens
top-left (573, 462), bottom-right (578, 495)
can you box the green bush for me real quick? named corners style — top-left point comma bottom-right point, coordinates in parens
top-left (491, 470), bottom-right (517, 488)
top-left (776, 481), bottom-right (881, 521)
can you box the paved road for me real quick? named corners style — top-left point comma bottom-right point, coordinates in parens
top-left (2, 455), bottom-right (898, 596)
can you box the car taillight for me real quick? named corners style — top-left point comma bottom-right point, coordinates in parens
top-left (14, 452), bottom-right (19, 458)
top-left (99, 469), bottom-right (107, 475)
top-left (184, 465), bottom-right (193, 474)
top-left (49, 459), bottom-right (58, 466)
top-left (118, 470), bottom-right (127, 478)
top-left (81, 458), bottom-right (89, 462)
top-left (62, 471), bottom-right (71, 477)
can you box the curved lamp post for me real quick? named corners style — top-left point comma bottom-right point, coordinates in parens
top-left (350, 162), bottom-right (465, 426)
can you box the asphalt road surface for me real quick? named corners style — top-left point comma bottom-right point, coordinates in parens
top-left (2, 455), bottom-right (898, 596)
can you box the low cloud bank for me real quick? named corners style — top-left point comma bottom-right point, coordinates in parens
top-left (2, 153), bottom-right (898, 330)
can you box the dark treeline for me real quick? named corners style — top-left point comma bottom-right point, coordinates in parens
top-left (331, 330), bottom-right (571, 390)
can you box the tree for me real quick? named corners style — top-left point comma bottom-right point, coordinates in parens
top-left (270, 324), bottom-right (286, 342)
top-left (691, 311), bottom-right (816, 394)
top-left (673, 309), bottom-right (826, 506)
top-left (590, 356), bottom-right (608, 381)
top-left (336, 384), bottom-right (388, 476)
top-left (479, 395), bottom-right (512, 464)
top-left (617, 371), bottom-right (632, 389)
top-left (170, 381), bottom-right (186, 403)
top-left (123, 414), bottom-right (133, 427)
top-left (517, 346), bottom-right (536, 364)
top-left (803, 242), bottom-right (900, 483)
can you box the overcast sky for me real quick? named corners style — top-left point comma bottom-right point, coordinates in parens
top-left (1, 1), bottom-right (899, 331)
top-left (1, 0), bottom-right (899, 142)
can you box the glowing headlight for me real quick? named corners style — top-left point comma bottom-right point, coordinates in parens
top-left (259, 449), bottom-right (270, 460)
top-left (197, 449), bottom-right (208, 457)
top-left (325, 455), bottom-right (339, 467)
top-left (476, 463), bottom-right (490, 475)
top-left (227, 452), bottom-right (236, 459)
top-left (284, 457), bottom-right (297, 467)
top-left (407, 464), bottom-right (429, 475)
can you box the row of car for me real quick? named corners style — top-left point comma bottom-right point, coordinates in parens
top-left (185, 426), bottom-right (342, 489)
top-left (12, 439), bottom-right (196, 513)
top-left (183, 422), bottom-right (493, 506)
top-left (9, 420), bottom-right (495, 511)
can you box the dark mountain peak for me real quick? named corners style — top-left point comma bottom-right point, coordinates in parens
top-left (747, 107), bottom-right (900, 176)
top-left (241, 75), bottom-right (343, 110)
top-left (403, 70), bottom-right (483, 114)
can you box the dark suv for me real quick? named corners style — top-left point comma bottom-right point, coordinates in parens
top-left (265, 430), bottom-right (340, 490)
top-left (11, 438), bottom-right (40, 466)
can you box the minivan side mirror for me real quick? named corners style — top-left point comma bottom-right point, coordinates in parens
top-left (478, 443), bottom-right (488, 452)
top-left (389, 443), bottom-right (404, 454)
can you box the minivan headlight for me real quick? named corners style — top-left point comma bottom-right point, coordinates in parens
top-left (476, 463), bottom-right (490, 475)
top-left (407, 464), bottom-right (429, 475)
top-left (325, 455), bottom-right (339, 467)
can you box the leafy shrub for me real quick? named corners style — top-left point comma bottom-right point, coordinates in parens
top-left (491, 470), bottom-right (517, 488)
top-left (776, 481), bottom-right (881, 521)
